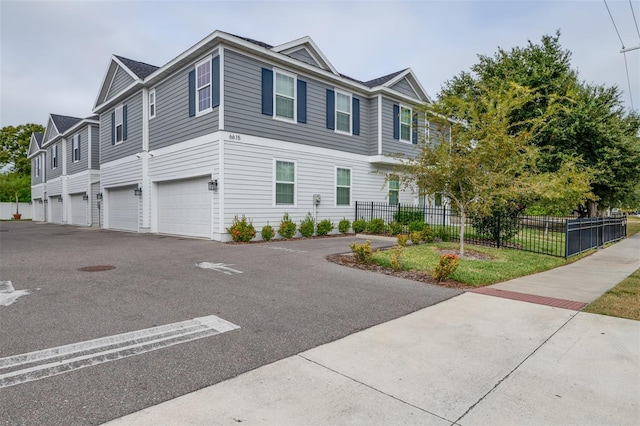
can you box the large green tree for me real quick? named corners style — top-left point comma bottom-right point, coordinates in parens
top-left (400, 83), bottom-right (592, 255)
top-left (439, 31), bottom-right (640, 216)
top-left (0, 123), bottom-right (44, 176)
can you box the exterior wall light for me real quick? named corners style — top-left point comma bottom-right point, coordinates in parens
top-left (82, 194), bottom-right (89, 201)
top-left (96, 193), bottom-right (103, 200)
top-left (58, 197), bottom-right (63, 203)
top-left (208, 179), bottom-right (218, 191)
top-left (134, 187), bottom-right (142, 196)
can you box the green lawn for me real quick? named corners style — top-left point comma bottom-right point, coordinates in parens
top-left (628, 216), bottom-right (640, 237)
top-left (584, 267), bottom-right (640, 321)
top-left (373, 242), bottom-right (570, 287)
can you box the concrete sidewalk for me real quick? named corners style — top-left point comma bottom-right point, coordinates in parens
top-left (106, 235), bottom-right (640, 425)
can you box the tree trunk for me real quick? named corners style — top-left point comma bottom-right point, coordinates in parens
top-left (15, 193), bottom-right (19, 215)
top-left (587, 200), bottom-right (598, 218)
top-left (459, 207), bottom-right (465, 256)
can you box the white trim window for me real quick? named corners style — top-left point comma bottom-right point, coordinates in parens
top-left (336, 167), bottom-right (351, 206)
top-left (51, 145), bottom-right (58, 169)
top-left (274, 70), bottom-right (296, 121)
top-left (35, 156), bottom-right (40, 177)
top-left (388, 176), bottom-right (399, 205)
top-left (335, 91), bottom-right (351, 134)
top-left (275, 160), bottom-right (296, 205)
top-left (115, 106), bottom-right (124, 144)
top-left (72, 135), bottom-right (80, 162)
top-left (400, 106), bottom-right (412, 142)
top-left (196, 58), bottom-right (211, 115)
top-left (149, 89), bottom-right (156, 119)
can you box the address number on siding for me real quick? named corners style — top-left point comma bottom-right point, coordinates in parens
top-left (228, 134), bottom-right (242, 141)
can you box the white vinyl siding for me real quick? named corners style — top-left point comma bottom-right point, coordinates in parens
top-left (274, 70), bottom-right (295, 121)
top-left (275, 160), bottom-right (295, 205)
top-left (336, 167), bottom-right (351, 206)
top-left (335, 91), bottom-right (351, 134)
top-left (196, 58), bottom-right (212, 115)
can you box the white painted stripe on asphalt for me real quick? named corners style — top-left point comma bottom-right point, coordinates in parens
top-left (0, 315), bottom-right (239, 389)
top-left (196, 262), bottom-right (243, 275)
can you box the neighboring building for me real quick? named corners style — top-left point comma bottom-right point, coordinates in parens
top-left (27, 114), bottom-right (100, 226)
top-left (91, 31), bottom-right (432, 241)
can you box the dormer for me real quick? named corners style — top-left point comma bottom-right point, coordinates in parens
top-left (272, 36), bottom-right (339, 75)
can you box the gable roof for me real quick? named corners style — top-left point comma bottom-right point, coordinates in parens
top-left (50, 114), bottom-right (82, 134)
top-left (114, 55), bottom-right (160, 79)
top-left (364, 69), bottom-right (407, 88)
top-left (271, 36), bottom-right (338, 75)
top-left (27, 132), bottom-right (44, 158)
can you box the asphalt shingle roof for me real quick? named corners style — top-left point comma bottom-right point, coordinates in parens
top-left (114, 55), bottom-right (160, 79)
top-left (363, 69), bottom-right (407, 88)
top-left (50, 114), bottom-right (82, 134)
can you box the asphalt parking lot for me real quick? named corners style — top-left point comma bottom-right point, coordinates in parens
top-left (0, 222), bottom-right (460, 425)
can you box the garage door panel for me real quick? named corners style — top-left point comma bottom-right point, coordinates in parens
top-left (108, 186), bottom-right (138, 231)
top-left (158, 177), bottom-right (211, 238)
top-left (70, 194), bottom-right (86, 226)
top-left (50, 198), bottom-right (63, 223)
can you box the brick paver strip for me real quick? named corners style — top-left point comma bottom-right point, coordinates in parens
top-left (468, 287), bottom-right (587, 311)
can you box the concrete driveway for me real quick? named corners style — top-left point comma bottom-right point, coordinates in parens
top-left (0, 222), bottom-right (459, 425)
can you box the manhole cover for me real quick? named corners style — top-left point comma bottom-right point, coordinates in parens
top-left (78, 265), bottom-right (116, 272)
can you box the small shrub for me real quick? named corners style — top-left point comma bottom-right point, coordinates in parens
top-left (352, 219), bottom-right (367, 233)
top-left (350, 240), bottom-right (373, 264)
top-left (261, 223), bottom-right (275, 241)
top-left (397, 234), bottom-right (408, 247)
top-left (316, 219), bottom-right (333, 236)
top-left (299, 213), bottom-right (315, 237)
top-left (227, 215), bottom-right (256, 242)
top-left (408, 220), bottom-right (425, 233)
top-left (432, 254), bottom-right (460, 282)
top-left (388, 221), bottom-right (403, 236)
top-left (409, 231), bottom-right (422, 245)
top-left (422, 225), bottom-right (435, 243)
top-left (437, 228), bottom-right (450, 242)
top-left (338, 218), bottom-right (351, 234)
top-left (278, 212), bottom-right (297, 239)
top-left (367, 218), bottom-right (386, 234)
top-left (390, 246), bottom-right (403, 271)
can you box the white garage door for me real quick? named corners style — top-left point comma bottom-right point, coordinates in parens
top-left (108, 186), bottom-right (138, 231)
top-left (158, 176), bottom-right (212, 238)
top-left (33, 199), bottom-right (44, 222)
top-left (70, 194), bottom-right (87, 226)
top-left (50, 197), bottom-right (63, 223)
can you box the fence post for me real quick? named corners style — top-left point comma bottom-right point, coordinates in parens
top-left (564, 219), bottom-right (569, 259)
top-left (355, 201), bottom-right (358, 221)
top-left (370, 202), bottom-right (374, 221)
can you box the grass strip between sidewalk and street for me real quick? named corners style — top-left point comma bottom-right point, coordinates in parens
top-left (583, 268), bottom-right (640, 321)
top-left (627, 216), bottom-right (640, 237)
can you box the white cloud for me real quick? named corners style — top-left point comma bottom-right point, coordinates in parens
top-left (1, 0), bottom-right (638, 127)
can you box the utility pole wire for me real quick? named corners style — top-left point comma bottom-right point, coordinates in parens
top-left (629, 0), bottom-right (640, 41)
top-left (604, 0), bottom-right (625, 47)
top-left (623, 52), bottom-right (635, 110)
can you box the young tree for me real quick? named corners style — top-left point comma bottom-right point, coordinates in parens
top-left (399, 83), bottom-right (592, 255)
top-left (0, 173), bottom-right (31, 216)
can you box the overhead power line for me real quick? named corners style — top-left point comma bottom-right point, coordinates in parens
top-left (629, 0), bottom-right (640, 41)
top-left (604, 0), bottom-right (625, 47)
top-left (604, 0), bottom-right (637, 111)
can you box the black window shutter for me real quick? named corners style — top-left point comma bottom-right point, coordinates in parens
top-left (393, 104), bottom-right (400, 140)
top-left (122, 105), bottom-right (128, 141)
top-left (78, 134), bottom-right (81, 159)
top-left (261, 68), bottom-right (273, 115)
top-left (212, 56), bottom-right (220, 108)
top-left (352, 98), bottom-right (360, 135)
top-left (188, 70), bottom-right (196, 117)
top-left (326, 89), bottom-right (335, 130)
top-left (297, 80), bottom-right (307, 123)
top-left (111, 111), bottom-right (115, 145)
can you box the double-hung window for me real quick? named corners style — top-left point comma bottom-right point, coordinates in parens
top-left (388, 176), bottom-right (399, 205)
top-left (196, 58), bottom-right (211, 114)
top-left (400, 106), bottom-right (412, 142)
top-left (275, 70), bottom-right (295, 120)
top-left (72, 135), bottom-right (80, 162)
top-left (52, 145), bottom-right (58, 169)
top-left (275, 160), bottom-right (295, 205)
top-left (335, 92), bottom-right (351, 134)
top-left (149, 89), bottom-right (156, 119)
top-left (336, 167), bottom-right (351, 206)
top-left (114, 106), bottom-right (124, 143)
top-left (35, 156), bottom-right (40, 177)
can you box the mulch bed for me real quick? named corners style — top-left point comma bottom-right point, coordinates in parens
top-left (326, 253), bottom-right (476, 290)
top-left (225, 233), bottom-right (352, 244)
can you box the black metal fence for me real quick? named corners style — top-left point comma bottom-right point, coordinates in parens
top-left (355, 202), bottom-right (627, 258)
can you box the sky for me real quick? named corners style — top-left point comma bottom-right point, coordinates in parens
top-left (1, 0), bottom-right (639, 127)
